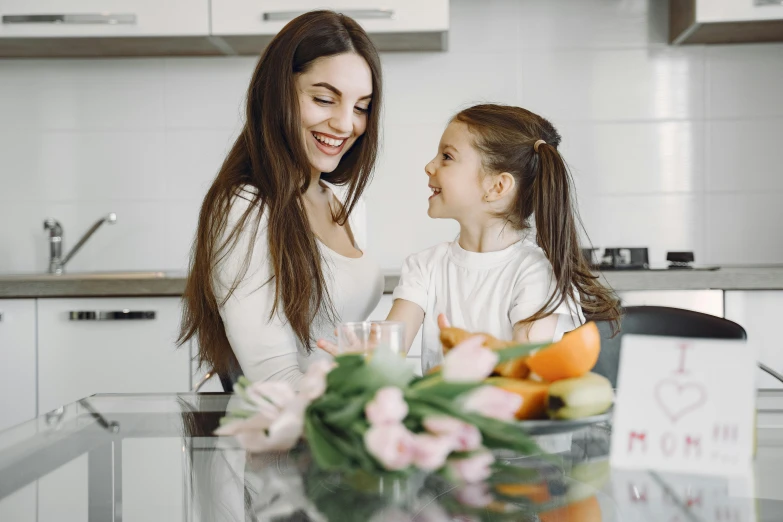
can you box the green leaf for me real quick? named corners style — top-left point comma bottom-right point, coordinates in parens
top-left (305, 415), bottom-right (350, 470)
top-left (325, 354), bottom-right (365, 392)
top-left (494, 342), bottom-right (551, 364)
top-left (368, 346), bottom-right (415, 388)
top-left (407, 375), bottom-right (480, 399)
top-left (322, 393), bottom-right (371, 429)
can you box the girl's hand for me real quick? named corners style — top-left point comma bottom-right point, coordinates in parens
top-left (437, 313), bottom-right (451, 330)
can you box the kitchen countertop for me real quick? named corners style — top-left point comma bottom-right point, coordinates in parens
top-left (3, 266), bottom-right (783, 298)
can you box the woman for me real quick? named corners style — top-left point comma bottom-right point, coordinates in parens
top-left (179, 10), bottom-right (384, 388)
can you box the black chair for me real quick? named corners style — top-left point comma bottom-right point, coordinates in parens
top-left (594, 305), bottom-right (748, 388)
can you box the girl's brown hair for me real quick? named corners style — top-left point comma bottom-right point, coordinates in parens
top-left (453, 104), bottom-right (621, 330)
top-left (179, 11), bottom-right (383, 376)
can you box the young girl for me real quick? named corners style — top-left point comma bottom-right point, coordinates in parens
top-left (320, 104), bottom-right (620, 372)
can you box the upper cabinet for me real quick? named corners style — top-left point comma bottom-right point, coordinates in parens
top-left (211, 0), bottom-right (449, 51)
top-left (0, 0), bottom-right (449, 57)
top-left (670, 0), bottom-right (783, 45)
top-left (0, 0), bottom-right (209, 37)
top-left (0, 0), bottom-right (215, 57)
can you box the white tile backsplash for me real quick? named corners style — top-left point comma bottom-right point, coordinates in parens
top-left (518, 0), bottom-right (668, 49)
top-left (382, 51), bottom-right (519, 127)
top-left (579, 194), bottom-right (705, 266)
top-left (706, 119), bottom-right (783, 193)
top-left (560, 121), bottom-right (705, 195)
top-left (0, 0), bottom-right (782, 274)
top-left (519, 47), bottom-right (706, 123)
top-left (706, 44), bottom-right (783, 120)
top-left (448, 0), bottom-right (520, 53)
top-left (706, 194), bottom-right (783, 265)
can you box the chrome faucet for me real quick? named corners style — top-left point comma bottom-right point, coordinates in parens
top-left (43, 213), bottom-right (117, 274)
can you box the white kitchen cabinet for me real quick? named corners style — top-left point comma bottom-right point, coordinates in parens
top-left (212, 0), bottom-right (447, 35)
top-left (0, 299), bottom-right (36, 432)
top-left (616, 290), bottom-right (724, 318)
top-left (37, 297), bottom-right (190, 414)
top-left (671, 0), bottom-right (783, 45)
top-left (725, 291), bottom-right (783, 390)
top-left (698, 0), bottom-right (783, 23)
top-left (211, 0), bottom-right (448, 52)
top-left (0, 0), bottom-right (210, 38)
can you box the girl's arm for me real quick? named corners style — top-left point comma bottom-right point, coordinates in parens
top-left (386, 299), bottom-right (425, 353)
top-left (512, 314), bottom-right (559, 344)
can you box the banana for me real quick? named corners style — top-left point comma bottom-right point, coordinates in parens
top-left (547, 372), bottom-right (613, 420)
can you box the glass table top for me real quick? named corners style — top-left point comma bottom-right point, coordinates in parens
top-left (0, 391), bottom-right (782, 521)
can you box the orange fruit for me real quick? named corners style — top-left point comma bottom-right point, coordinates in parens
top-left (539, 495), bottom-right (602, 522)
top-left (486, 377), bottom-right (550, 420)
top-left (526, 322), bottom-right (601, 382)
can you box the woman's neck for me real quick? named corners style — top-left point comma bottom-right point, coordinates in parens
top-left (457, 218), bottom-right (522, 253)
top-left (303, 171), bottom-right (328, 204)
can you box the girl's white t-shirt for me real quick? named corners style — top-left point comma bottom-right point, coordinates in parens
top-left (214, 182), bottom-right (384, 389)
top-left (393, 234), bottom-right (585, 373)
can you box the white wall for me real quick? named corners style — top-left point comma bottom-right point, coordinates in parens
top-left (0, 0), bottom-right (782, 274)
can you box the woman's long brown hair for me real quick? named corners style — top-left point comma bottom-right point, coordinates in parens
top-left (178, 11), bottom-right (383, 376)
top-left (453, 104), bottom-right (621, 331)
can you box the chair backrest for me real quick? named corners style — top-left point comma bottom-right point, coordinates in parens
top-left (593, 306), bottom-right (747, 387)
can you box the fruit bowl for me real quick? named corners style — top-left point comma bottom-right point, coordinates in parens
top-left (517, 410), bottom-right (613, 436)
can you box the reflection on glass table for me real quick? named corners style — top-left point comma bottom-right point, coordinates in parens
top-left (0, 391), bottom-right (781, 521)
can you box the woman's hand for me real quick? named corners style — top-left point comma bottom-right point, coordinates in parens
top-left (316, 324), bottom-right (382, 357)
top-left (316, 337), bottom-right (339, 356)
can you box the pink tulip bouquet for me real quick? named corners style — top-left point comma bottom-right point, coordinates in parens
top-left (216, 336), bottom-right (550, 483)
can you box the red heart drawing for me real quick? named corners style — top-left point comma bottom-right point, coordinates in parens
top-left (654, 379), bottom-right (707, 423)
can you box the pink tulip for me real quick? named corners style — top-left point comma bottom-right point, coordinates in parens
top-left (364, 423), bottom-right (415, 471)
top-left (299, 360), bottom-right (335, 401)
top-left (455, 482), bottom-right (493, 507)
top-left (411, 434), bottom-right (454, 471)
top-left (441, 336), bottom-right (498, 382)
top-left (365, 386), bottom-right (409, 426)
top-left (446, 451), bottom-right (495, 483)
top-left (422, 416), bottom-right (481, 452)
top-left (462, 386), bottom-right (523, 421)
top-left (214, 404), bottom-right (305, 452)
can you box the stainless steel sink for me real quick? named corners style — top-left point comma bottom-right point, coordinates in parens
top-left (0, 271), bottom-right (168, 281)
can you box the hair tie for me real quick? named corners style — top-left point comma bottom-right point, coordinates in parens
top-left (534, 139), bottom-right (546, 152)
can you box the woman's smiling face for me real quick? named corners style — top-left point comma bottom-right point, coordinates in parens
top-left (296, 52), bottom-right (373, 176)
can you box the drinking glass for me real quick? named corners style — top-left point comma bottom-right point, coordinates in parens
top-left (336, 321), bottom-right (407, 357)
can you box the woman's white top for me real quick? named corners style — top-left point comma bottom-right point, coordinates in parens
top-left (393, 234), bottom-right (585, 373)
top-left (214, 182), bottom-right (384, 389)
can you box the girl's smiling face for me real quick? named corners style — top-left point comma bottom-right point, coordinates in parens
top-left (424, 121), bottom-right (487, 221)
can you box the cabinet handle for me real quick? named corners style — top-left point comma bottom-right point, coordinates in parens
top-left (755, 0), bottom-right (783, 5)
top-left (68, 310), bottom-right (155, 321)
top-left (0, 312), bottom-right (3, 322)
top-left (2, 13), bottom-right (137, 25)
top-left (262, 9), bottom-right (394, 22)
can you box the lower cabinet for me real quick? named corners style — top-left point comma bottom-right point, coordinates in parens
top-left (616, 290), bottom-right (724, 317)
top-left (725, 291), bottom-right (783, 389)
top-left (0, 299), bottom-right (36, 431)
top-left (37, 297), bottom-right (191, 414)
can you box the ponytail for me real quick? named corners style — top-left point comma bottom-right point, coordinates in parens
top-left (453, 104), bottom-right (621, 332)
top-left (532, 142), bottom-right (620, 331)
